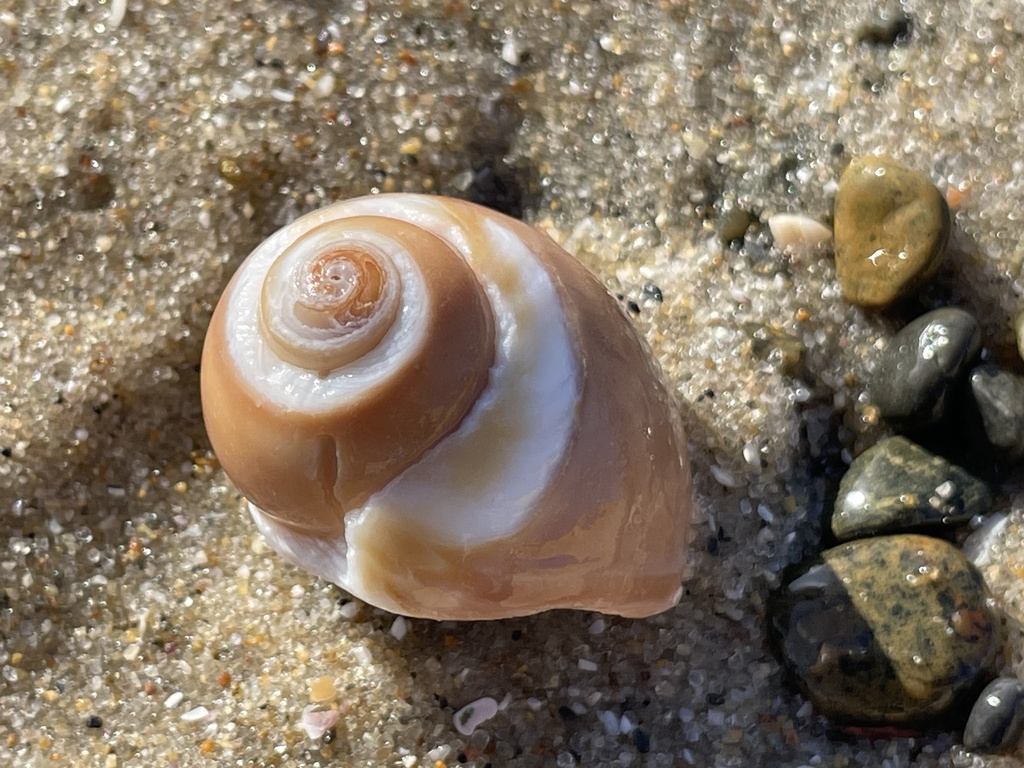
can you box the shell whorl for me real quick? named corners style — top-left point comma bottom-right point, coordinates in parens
top-left (201, 194), bottom-right (694, 620)
top-left (257, 222), bottom-right (404, 374)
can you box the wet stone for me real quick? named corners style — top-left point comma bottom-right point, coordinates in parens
top-left (833, 155), bottom-right (950, 308)
top-left (832, 436), bottom-right (992, 540)
top-left (868, 307), bottom-right (981, 427)
top-left (963, 677), bottom-right (1024, 754)
top-left (716, 204), bottom-right (756, 244)
top-left (970, 365), bottom-right (1024, 459)
top-left (745, 323), bottom-right (806, 378)
top-left (768, 534), bottom-right (1000, 725)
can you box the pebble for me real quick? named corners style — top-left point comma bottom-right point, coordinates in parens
top-left (868, 307), bottom-right (981, 426)
top-left (768, 534), bottom-right (999, 724)
top-left (963, 677), bottom-right (1024, 754)
top-left (716, 205), bottom-right (756, 244)
top-left (833, 155), bottom-right (950, 307)
top-left (309, 676), bottom-right (337, 703)
top-left (970, 365), bottom-right (1024, 458)
top-left (831, 436), bottom-right (992, 540)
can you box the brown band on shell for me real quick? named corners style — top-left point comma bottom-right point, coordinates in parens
top-left (201, 216), bottom-right (496, 537)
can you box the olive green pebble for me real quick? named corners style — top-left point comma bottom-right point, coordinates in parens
top-left (832, 436), bottom-right (992, 540)
top-left (833, 156), bottom-right (951, 308)
top-left (769, 535), bottom-right (1000, 725)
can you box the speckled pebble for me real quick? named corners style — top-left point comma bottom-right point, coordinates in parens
top-left (769, 534), bottom-right (999, 724)
top-left (963, 677), bottom-right (1024, 754)
top-left (970, 364), bottom-right (1024, 459)
top-left (832, 436), bottom-right (992, 540)
top-left (869, 307), bottom-right (981, 426)
top-left (833, 156), bottom-right (950, 308)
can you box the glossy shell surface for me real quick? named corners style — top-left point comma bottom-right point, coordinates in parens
top-left (201, 194), bottom-right (694, 619)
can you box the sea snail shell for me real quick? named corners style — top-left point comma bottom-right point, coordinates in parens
top-left (201, 194), bottom-right (694, 620)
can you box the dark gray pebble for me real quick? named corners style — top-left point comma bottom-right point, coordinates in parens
top-left (869, 307), bottom-right (981, 427)
top-left (768, 535), bottom-right (1000, 725)
top-left (970, 365), bottom-right (1024, 459)
top-left (964, 677), bottom-right (1024, 753)
top-left (832, 436), bottom-right (992, 540)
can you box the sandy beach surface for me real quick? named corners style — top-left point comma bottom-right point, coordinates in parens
top-left (3, 1), bottom-right (1024, 766)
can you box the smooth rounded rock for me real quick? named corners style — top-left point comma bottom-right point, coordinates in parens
top-left (768, 534), bottom-right (1000, 725)
top-left (869, 307), bottom-right (981, 427)
top-left (832, 436), bottom-right (992, 540)
top-left (833, 155), bottom-right (950, 308)
top-left (963, 677), bottom-right (1024, 754)
top-left (970, 365), bottom-right (1024, 459)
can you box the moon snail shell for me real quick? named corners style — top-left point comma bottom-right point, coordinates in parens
top-left (201, 194), bottom-right (695, 620)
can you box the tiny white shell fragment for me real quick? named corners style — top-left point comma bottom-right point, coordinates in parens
top-left (300, 706), bottom-right (340, 739)
top-left (453, 696), bottom-right (499, 735)
top-left (164, 691), bottom-right (184, 709)
top-left (768, 213), bottom-right (833, 253)
top-left (578, 658), bottom-right (598, 672)
top-left (181, 705), bottom-right (210, 722)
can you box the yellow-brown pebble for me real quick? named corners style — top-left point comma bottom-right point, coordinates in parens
top-left (833, 155), bottom-right (951, 308)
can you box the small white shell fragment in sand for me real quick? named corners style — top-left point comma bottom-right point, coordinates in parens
top-left (768, 213), bottom-right (833, 253)
top-left (181, 705), bottom-right (210, 722)
top-left (163, 691), bottom-right (184, 709)
top-left (453, 696), bottom-right (499, 735)
top-left (300, 706), bottom-right (340, 739)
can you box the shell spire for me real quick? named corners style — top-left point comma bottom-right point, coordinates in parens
top-left (201, 194), bottom-right (694, 620)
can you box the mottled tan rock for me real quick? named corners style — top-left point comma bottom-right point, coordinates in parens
top-left (833, 156), bottom-right (951, 307)
top-left (769, 535), bottom-right (1000, 724)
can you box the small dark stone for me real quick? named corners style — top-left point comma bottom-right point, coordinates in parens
top-left (85, 715), bottom-right (103, 729)
top-left (706, 692), bottom-right (725, 706)
top-left (716, 205), bottom-right (756, 245)
top-left (970, 365), bottom-right (1024, 459)
top-left (832, 436), bottom-right (992, 540)
top-left (557, 705), bottom-right (578, 722)
top-left (466, 161), bottom-right (524, 219)
top-left (633, 728), bottom-right (650, 753)
top-left (964, 677), bottom-right (1024, 754)
top-left (869, 307), bottom-right (981, 427)
top-left (641, 282), bottom-right (663, 303)
top-left (768, 534), bottom-right (1000, 725)
top-left (857, 12), bottom-right (913, 47)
